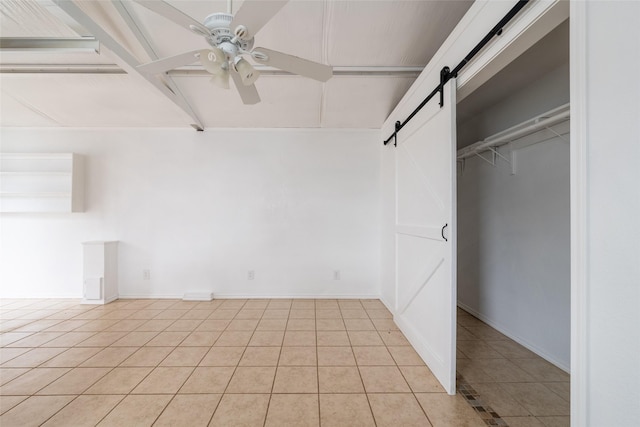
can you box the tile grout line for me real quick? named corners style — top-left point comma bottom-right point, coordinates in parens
top-left (78, 299), bottom-right (194, 426)
top-left (314, 300), bottom-right (321, 426)
top-left (262, 299), bottom-right (289, 427)
top-left (366, 301), bottom-right (438, 427)
top-left (147, 300), bottom-right (218, 426)
top-left (457, 308), bottom-right (571, 426)
top-left (27, 300), bottom-right (160, 425)
top-left (346, 300), bottom-right (379, 427)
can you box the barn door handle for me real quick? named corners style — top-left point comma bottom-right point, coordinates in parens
top-left (441, 223), bottom-right (448, 242)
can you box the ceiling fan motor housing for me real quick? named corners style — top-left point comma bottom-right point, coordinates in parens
top-left (203, 13), bottom-right (253, 51)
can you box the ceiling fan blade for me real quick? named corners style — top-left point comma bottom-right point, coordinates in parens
top-left (137, 50), bottom-right (201, 75)
top-left (133, 0), bottom-right (210, 36)
top-left (231, 71), bottom-right (260, 105)
top-left (230, 0), bottom-right (289, 39)
top-left (252, 47), bottom-right (332, 82)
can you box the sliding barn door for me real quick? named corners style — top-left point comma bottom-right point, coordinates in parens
top-left (395, 79), bottom-right (457, 394)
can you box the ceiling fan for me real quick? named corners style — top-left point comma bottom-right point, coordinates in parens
top-left (133, 0), bottom-right (333, 105)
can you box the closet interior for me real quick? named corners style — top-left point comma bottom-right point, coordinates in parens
top-left (455, 20), bottom-right (570, 373)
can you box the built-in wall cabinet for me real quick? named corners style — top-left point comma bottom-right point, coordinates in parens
top-left (0, 153), bottom-right (84, 213)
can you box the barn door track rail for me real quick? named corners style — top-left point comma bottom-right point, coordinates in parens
top-left (383, 0), bottom-right (531, 146)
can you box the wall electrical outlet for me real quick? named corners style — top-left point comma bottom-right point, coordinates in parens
top-left (143, 269), bottom-right (151, 280)
top-left (333, 270), bottom-right (341, 280)
top-left (248, 270), bottom-right (255, 280)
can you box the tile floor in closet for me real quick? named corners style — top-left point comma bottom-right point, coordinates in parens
top-left (456, 309), bottom-right (570, 427)
top-left (0, 298), bottom-right (568, 426)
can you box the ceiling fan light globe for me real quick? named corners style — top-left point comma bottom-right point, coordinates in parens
top-left (210, 72), bottom-right (230, 89)
top-left (201, 59), bottom-right (221, 74)
top-left (200, 47), bottom-right (227, 74)
top-left (210, 47), bottom-right (226, 63)
top-left (235, 58), bottom-right (260, 86)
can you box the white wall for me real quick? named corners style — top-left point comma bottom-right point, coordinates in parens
top-left (457, 127), bottom-right (570, 370)
top-left (0, 128), bottom-right (381, 299)
top-left (572, 2), bottom-right (640, 425)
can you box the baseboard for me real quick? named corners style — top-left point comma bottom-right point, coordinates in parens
top-left (378, 296), bottom-right (395, 315)
top-left (457, 301), bottom-right (570, 373)
top-left (214, 294), bottom-right (381, 299)
top-left (105, 295), bottom-right (118, 304)
top-left (118, 293), bottom-right (381, 300)
top-left (0, 294), bottom-right (81, 299)
top-left (118, 294), bottom-right (183, 299)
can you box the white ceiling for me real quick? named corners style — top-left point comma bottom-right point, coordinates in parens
top-left (0, 0), bottom-right (473, 129)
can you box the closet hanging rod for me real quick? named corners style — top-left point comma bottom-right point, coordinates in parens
top-left (383, 0), bottom-right (531, 146)
top-left (457, 103), bottom-right (570, 160)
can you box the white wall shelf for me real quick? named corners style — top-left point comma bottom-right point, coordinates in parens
top-left (0, 153), bottom-right (84, 213)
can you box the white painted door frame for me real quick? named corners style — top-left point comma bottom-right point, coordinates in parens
top-left (457, 1), bottom-right (588, 424)
top-left (383, 1), bottom-right (590, 421)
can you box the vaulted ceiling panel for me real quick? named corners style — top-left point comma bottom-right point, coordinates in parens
top-left (322, 76), bottom-right (415, 128)
top-left (239, 0), bottom-right (325, 62)
top-left (128, 1), bottom-right (324, 61)
top-left (126, 1), bottom-right (212, 58)
top-left (172, 75), bottom-right (323, 128)
top-left (0, 90), bottom-right (60, 126)
top-left (0, 0), bottom-right (474, 129)
top-left (0, 0), bottom-right (77, 37)
top-left (327, 1), bottom-right (473, 66)
top-left (0, 74), bottom-right (191, 127)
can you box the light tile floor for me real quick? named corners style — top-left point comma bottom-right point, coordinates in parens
top-left (457, 308), bottom-right (570, 427)
top-left (0, 298), bottom-right (485, 427)
top-left (0, 298), bottom-right (568, 426)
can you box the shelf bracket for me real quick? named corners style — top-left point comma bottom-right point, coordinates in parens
top-left (475, 151), bottom-right (496, 167)
top-left (545, 126), bottom-right (569, 143)
top-left (490, 147), bottom-right (511, 164)
top-left (457, 158), bottom-right (466, 176)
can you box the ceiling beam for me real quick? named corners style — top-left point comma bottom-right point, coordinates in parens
top-left (170, 65), bottom-right (424, 77)
top-left (51, 0), bottom-right (204, 130)
top-left (0, 63), bottom-right (424, 77)
top-left (0, 64), bottom-right (125, 74)
top-left (0, 37), bottom-right (99, 53)
top-left (111, 1), bottom-right (157, 61)
top-left (110, 0), bottom-right (203, 129)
